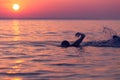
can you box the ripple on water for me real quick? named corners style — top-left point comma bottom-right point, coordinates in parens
top-left (66, 55), bottom-right (79, 57)
top-left (32, 59), bottom-right (55, 62)
top-left (47, 63), bottom-right (95, 68)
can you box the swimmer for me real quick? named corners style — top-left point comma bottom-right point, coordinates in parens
top-left (61, 32), bottom-right (85, 48)
top-left (61, 32), bottom-right (120, 48)
top-left (106, 35), bottom-right (120, 44)
top-left (82, 35), bottom-right (120, 47)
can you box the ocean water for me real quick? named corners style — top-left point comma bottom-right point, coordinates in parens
top-left (0, 20), bottom-right (119, 80)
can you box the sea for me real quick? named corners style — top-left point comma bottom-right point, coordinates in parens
top-left (0, 20), bottom-right (119, 80)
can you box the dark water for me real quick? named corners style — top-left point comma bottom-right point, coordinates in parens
top-left (0, 20), bottom-right (119, 80)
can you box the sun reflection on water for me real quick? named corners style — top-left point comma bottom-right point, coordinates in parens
top-left (15, 60), bottom-right (25, 63)
top-left (12, 20), bottom-right (21, 41)
top-left (11, 77), bottom-right (22, 80)
top-left (6, 59), bottom-right (25, 75)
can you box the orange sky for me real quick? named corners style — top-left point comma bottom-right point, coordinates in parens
top-left (0, 0), bottom-right (120, 19)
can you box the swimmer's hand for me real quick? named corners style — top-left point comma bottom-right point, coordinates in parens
top-left (75, 32), bottom-right (81, 37)
top-left (75, 32), bottom-right (80, 37)
top-left (75, 32), bottom-right (85, 37)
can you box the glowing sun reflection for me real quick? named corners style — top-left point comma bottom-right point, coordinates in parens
top-left (11, 77), bottom-right (22, 80)
top-left (12, 20), bottom-right (21, 41)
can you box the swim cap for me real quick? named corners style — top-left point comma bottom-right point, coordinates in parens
top-left (61, 40), bottom-right (70, 48)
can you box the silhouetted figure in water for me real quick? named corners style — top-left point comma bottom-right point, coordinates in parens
top-left (110, 35), bottom-right (120, 44)
top-left (83, 35), bottom-right (120, 47)
top-left (61, 32), bottom-right (120, 48)
top-left (61, 32), bottom-right (85, 48)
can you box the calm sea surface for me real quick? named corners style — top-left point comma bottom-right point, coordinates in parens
top-left (0, 20), bottom-right (119, 80)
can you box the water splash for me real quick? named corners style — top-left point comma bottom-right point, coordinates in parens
top-left (85, 27), bottom-right (118, 41)
top-left (103, 27), bottom-right (117, 39)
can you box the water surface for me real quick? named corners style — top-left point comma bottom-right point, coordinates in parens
top-left (0, 20), bottom-right (119, 80)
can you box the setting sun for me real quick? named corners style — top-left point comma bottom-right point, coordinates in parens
top-left (12, 4), bottom-right (20, 11)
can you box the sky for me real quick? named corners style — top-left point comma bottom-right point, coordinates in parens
top-left (0, 0), bottom-right (120, 19)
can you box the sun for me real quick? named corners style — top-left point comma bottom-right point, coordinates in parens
top-left (12, 4), bottom-right (20, 11)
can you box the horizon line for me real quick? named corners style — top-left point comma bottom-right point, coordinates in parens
top-left (0, 18), bottom-right (120, 20)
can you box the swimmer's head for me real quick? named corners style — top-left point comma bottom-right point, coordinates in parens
top-left (61, 40), bottom-right (70, 48)
top-left (113, 35), bottom-right (119, 39)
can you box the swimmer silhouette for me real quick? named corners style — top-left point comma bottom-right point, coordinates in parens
top-left (61, 32), bottom-right (85, 48)
top-left (61, 32), bottom-right (120, 48)
top-left (83, 34), bottom-right (120, 47)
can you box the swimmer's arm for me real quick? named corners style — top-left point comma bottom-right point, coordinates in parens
top-left (72, 32), bottom-right (86, 47)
